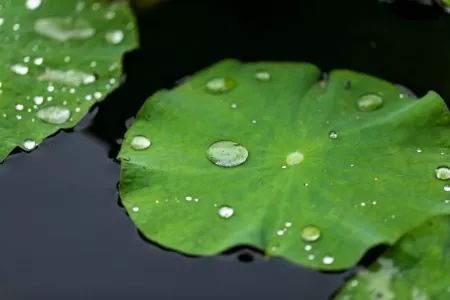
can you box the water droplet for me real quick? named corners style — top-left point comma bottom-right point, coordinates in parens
top-left (185, 196), bottom-right (193, 202)
top-left (304, 244), bottom-right (312, 251)
top-left (285, 222), bottom-right (292, 227)
top-left (435, 166), bottom-right (450, 180)
top-left (301, 225), bottom-right (321, 242)
top-left (34, 17), bottom-right (95, 42)
top-left (15, 104), bottom-right (24, 111)
top-left (38, 69), bottom-right (96, 86)
top-left (218, 206), bottom-right (234, 219)
top-left (307, 254), bottom-right (315, 261)
top-left (105, 30), bottom-right (124, 45)
top-left (205, 77), bottom-right (236, 94)
top-left (26, 0), bottom-right (42, 10)
top-left (416, 148), bottom-right (423, 153)
top-left (286, 151), bottom-right (304, 166)
top-left (322, 255), bottom-right (334, 265)
top-left (132, 206), bottom-right (139, 212)
top-left (444, 184), bottom-right (450, 192)
top-left (23, 139), bottom-right (37, 151)
top-left (130, 135), bottom-right (151, 150)
top-left (255, 71), bottom-right (271, 81)
top-left (357, 94), bottom-right (384, 112)
top-left (33, 57), bottom-right (44, 65)
top-left (328, 131), bottom-right (338, 140)
top-left (277, 229), bottom-right (285, 236)
top-left (36, 106), bottom-right (71, 124)
top-left (10, 64), bottom-right (29, 75)
top-left (230, 103), bottom-right (238, 109)
top-left (207, 140), bottom-right (248, 168)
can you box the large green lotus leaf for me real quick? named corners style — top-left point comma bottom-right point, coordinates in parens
top-left (335, 215), bottom-right (450, 299)
top-left (0, 0), bottom-right (138, 161)
top-left (118, 60), bottom-right (450, 270)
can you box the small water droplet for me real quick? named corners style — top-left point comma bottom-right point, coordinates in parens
top-left (357, 94), bottom-right (384, 112)
top-left (230, 103), bottom-right (238, 109)
top-left (322, 255), bottom-right (334, 265)
top-left (444, 184), bottom-right (450, 192)
top-left (26, 0), bottom-right (42, 10)
top-left (308, 254), bottom-right (315, 261)
top-left (218, 206), bottom-right (234, 219)
top-left (130, 135), bottom-right (151, 150)
top-left (416, 148), bottom-right (423, 153)
top-left (10, 64), bottom-right (29, 75)
top-left (276, 229), bottom-right (285, 236)
top-left (15, 104), bottom-right (24, 111)
top-left (255, 70), bottom-right (271, 81)
top-left (304, 244), bottom-right (312, 251)
top-left (435, 166), bottom-right (450, 180)
top-left (185, 196), bottom-right (193, 202)
top-left (34, 17), bottom-right (95, 42)
top-left (33, 57), bottom-right (44, 65)
top-left (105, 30), bottom-right (124, 45)
top-left (328, 131), bottom-right (338, 140)
top-left (205, 77), bottom-right (236, 94)
top-left (286, 151), bottom-right (304, 166)
top-left (285, 222), bottom-right (292, 227)
top-left (36, 106), bottom-right (71, 124)
top-left (132, 206), bottom-right (139, 212)
top-left (207, 140), bottom-right (248, 168)
top-left (23, 139), bottom-right (37, 151)
top-left (301, 225), bottom-right (321, 242)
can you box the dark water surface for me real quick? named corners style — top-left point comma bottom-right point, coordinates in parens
top-left (1, 0), bottom-right (450, 299)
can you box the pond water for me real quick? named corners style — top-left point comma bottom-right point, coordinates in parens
top-left (1, 0), bottom-right (449, 299)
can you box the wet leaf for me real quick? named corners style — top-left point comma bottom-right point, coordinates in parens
top-left (335, 215), bottom-right (450, 299)
top-left (0, 0), bottom-right (138, 161)
top-left (118, 60), bottom-right (450, 270)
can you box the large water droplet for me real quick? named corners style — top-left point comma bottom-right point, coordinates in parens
top-left (322, 255), bottom-right (335, 265)
top-left (435, 166), bottom-right (450, 180)
top-left (286, 151), bottom-right (304, 166)
top-left (26, 0), bottom-right (42, 10)
top-left (38, 69), bottom-right (96, 86)
top-left (10, 64), bottom-right (29, 75)
top-left (23, 139), bottom-right (37, 151)
top-left (207, 140), bottom-right (248, 167)
top-left (34, 17), bottom-right (95, 42)
top-left (105, 30), bottom-right (124, 45)
top-left (130, 135), bottom-right (151, 150)
top-left (36, 106), bottom-right (71, 124)
top-left (301, 225), bottom-right (321, 242)
top-left (205, 77), bottom-right (236, 94)
top-left (357, 94), bottom-right (384, 112)
top-left (218, 206), bottom-right (234, 219)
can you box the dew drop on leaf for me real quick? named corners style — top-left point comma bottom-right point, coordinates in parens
top-left (207, 140), bottom-right (248, 167)
top-left (23, 139), bottom-right (37, 151)
top-left (25, 0), bottom-right (42, 10)
top-left (34, 17), bottom-right (95, 42)
top-left (205, 77), bottom-right (236, 94)
top-left (444, 184), bottom-right (450, 192)
top-left (286, 151), bottom-right (304, 166)
top-left (301, 225), bottom-right (321, 242)
top-left (105, 30), bottom-right (124, 45)
top-left (10, 64), bottom-right (29, 75)
top-left (329, 130), bottom-right (339, 140)
top-left (218, 206), bottom-right (234, 219)
top-left (130, 135), bottom-right (151, 150)
top-left (36, 106), bottom-right (71, 124)
top-left (322, 255), bottom-right (335, 265)
top-left (435, 166), bottom-right (450, 180)
top-left (38, 69), bottom-right (96, 86)
top-left (255, 70), bottom-right (271, 81)
top-left (357, 94), bottom-right (384, 112)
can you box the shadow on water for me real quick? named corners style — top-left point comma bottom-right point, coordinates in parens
top-left (1, 0), bottom-right (450, 299)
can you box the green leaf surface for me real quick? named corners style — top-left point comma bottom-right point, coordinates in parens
top-left (0, 0), bottom-right (138, 161)
top-left (335, 215), bottom-right (450, 299)
top-left (118, 59), bottom-right (450, 270)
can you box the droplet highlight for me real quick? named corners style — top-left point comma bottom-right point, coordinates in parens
top-left (34, 17), bottom-right (95, 42)
top-left (286, 151), bottom-right (304, 166)
top-left (435, 166), bottom-right (450, 180)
